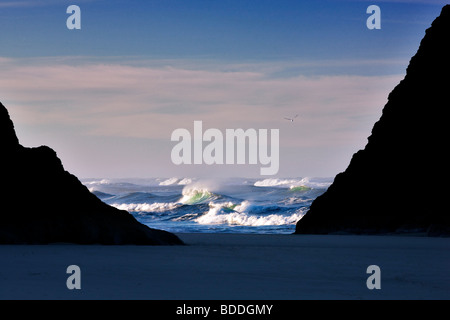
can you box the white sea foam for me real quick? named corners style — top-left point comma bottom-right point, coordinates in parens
top-left (85, 178), bottom-right (111, 185)
top-left (159, 177), bottom-right (180, 186)
top-left (195, 201), bottom-right (305, 226)
top-left (178, 187), bottom-right (215, 205)
top-left (111, 202), bottom-right (180, 213)
top-left (159, 177), bottom-right (194, 186)
top-left (177, 178), bottom-right (193, 185)
top-left (178, 180), bottom-right (223, 205)
top-left (254, 177), bottom-right (332, 189)
top-left (254, 178), bottom-right (305, 187)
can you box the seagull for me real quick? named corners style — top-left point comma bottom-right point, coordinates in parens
top-left (284, 114), bottom-right (299, 122)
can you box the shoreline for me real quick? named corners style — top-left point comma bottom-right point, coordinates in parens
top-left (1, 233), bottom-right (449, 300)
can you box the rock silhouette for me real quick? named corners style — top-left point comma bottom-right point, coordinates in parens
top-left (295, 5), bottom-right (450, 236)
top-left (0, 102), bottom-right (183, 244)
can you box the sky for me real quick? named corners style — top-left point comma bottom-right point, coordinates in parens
top-left (0, 0), bottom-right (447, 179)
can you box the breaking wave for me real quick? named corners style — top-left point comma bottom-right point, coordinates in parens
top-left (84, 176), bottom-right (331, 234)
top-left (112, 202), bottom-right (181, 213)
top-left (179, 186), bottom-right (220, 205)
top-left (194, 201), bottom-right (305, 226)
top-left (159, 177), bottom-right (193, 186)
top-left (254, 177), bottom-right (331, 189)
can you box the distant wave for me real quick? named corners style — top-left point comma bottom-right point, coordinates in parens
top-left (158, 177), bottom-right (179, 186)
top-left (254, 178), bottom-right (304, 187)
top-left (112, 202), bottom-right (181, 213)
top-left (85, 178), bottom-right (111, 185)
top-left (159, 177), bottom-right (194, 186)
top-left (254, 177), bottom-right (331, 189)
top-left (91, 190), bottom-right (114, 199)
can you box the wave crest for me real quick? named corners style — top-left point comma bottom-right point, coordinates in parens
top-left (195, 201), bottom-right (305, 226)
top-left (159, 177), bottom-right (194, 186)
top-left (254, 178), bottom-right (307, 188)
top-left (111, 202), bottom-right (180, 213)
top-left (179, 189), bottom-right (217, 205)
top-left (254, 177), bottom-right (331, 189)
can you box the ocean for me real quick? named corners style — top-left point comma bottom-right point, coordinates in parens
top-left (82, 177), bottom-right (332, 234)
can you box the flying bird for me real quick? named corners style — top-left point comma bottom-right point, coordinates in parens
top-left (284, 114), bottom-right (299, 122)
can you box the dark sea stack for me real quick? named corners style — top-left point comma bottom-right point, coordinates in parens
top-left (0, 104), bottom-right (20, 150)
top-left (295, 5), bottom-right (450, 236)
top-left (0, 102), bottom-right (183, 245)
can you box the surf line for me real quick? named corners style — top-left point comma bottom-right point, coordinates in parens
top-left (171, 120), bottom-right (279, 175)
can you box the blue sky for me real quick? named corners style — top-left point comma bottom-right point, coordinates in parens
top-left (0, 0), bottom-right (443, 62)
top-left (0, 0), bottom-right (447, 178)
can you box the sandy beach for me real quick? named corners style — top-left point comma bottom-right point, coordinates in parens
top-left (0, 233), bottom-right (449, 300)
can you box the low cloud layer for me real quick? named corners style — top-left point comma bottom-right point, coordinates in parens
top-left (0, 57), bottom-right (403, 178)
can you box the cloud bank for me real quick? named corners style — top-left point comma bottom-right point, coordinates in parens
top-left (0, 57), bottom-right (403, 177)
